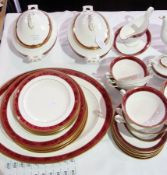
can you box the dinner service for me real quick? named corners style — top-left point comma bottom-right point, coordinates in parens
top-left (0, 68), bottom-right (113, 163)
top-left (115, 86), bottom-right (167, 136)
top-left (11, 5), bottom-right (57, 62)
top-left (106, 56), bottom-right (151, 90)
top-left (113, 7), bottom-right (153, 56)
top-left (68, 6), bottom-right (114, 63)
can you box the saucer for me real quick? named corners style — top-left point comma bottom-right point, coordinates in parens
top-left (114, 27), bottom-right (151, 56)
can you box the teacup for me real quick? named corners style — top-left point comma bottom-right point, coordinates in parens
top-left (115, 86), bottom-right (167, 138)
top-left (106, 56), bottom-right (151, 90)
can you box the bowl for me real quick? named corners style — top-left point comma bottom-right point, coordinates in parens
top-left (120, 86), bottom-right (167, 134)
top-left (108, 56), bottom-right (150, 90)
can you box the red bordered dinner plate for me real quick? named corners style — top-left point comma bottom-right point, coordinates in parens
top-left (12, 70), bottom-right (81, 135)
top-left (0, 68), bottom-right (113, 163)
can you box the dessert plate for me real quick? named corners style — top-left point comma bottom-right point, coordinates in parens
top-left (114, 27), bottom-right (151, 56)
top-left (68, 18), bottom-right (114, 62)
top-left (0, 68), bottom-right (113, 163)
top-left (13, 71), bottom-right (81, 134)
top-left (1, 70), bottom-right (86, 152)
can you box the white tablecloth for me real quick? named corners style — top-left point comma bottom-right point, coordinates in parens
top-left (0, 10), bottom-right (167, 175)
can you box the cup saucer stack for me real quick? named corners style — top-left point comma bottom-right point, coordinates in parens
top-left (111, 86), bottom-right (167, 159)
top-left (0, 68), bottom-right (113, 163)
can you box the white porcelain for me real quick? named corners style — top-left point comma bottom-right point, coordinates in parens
top-left (73, 6), bottom-right (109, 49)
top-left (160, 16), bottom-right (167, 45)
top-left (107, 56), bottom-right (150, 90)
top-left (162, 81), bottom-right (167, 98)
top-left (120, 7), bottom-right (154, 40)
top-left (115, 87), bottom-right (167, 135)
top-left (12, 5), bottom-right (57, 62)
top-left (115, 117), bottom-right (165, 149)
top-left (18, 75), bottom-right (75, 127)
top-left (68, 17), bottom-right (114, 63)
top-left (150, 55), bottom-right (167, 79)
top-left (0, 73), bottom-right (108, 159)
top-left (16, 5), bottom-right (50, 46)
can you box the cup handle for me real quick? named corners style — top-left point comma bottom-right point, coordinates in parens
top-left (119, 89), bottom-right (126, 96)
top-left (114, 114), bottom-right (126, 123)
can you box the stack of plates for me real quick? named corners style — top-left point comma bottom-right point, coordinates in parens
top-left (0, 68), bottom-right (113, 163)
top-left (111, 109), bottom-right (167, 159)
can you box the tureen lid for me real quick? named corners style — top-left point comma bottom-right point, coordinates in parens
top-left (16, 5), bottom-right (52, 47)
top-left (73, 6), bottom-right (109, 49)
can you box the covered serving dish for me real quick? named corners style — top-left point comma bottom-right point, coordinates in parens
top-left (12, 5), bottom-right (57, 62)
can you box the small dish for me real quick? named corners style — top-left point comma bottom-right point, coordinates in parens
top-left (12, 5), bottom-right (57, 61)
top-left (114, 27), bottom-right (151, 56)
top-left (13, 70), bottom-right (81, 135)
top-left (106, 56), bottom-right (150, 90)
top-left (73, 6), bottom-right (109, 49)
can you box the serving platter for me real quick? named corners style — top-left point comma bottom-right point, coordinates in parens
top-left (0, 68), bottom-right (113, 163)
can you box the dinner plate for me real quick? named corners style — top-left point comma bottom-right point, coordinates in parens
top-left (0, 68), bottom-right (113, 163)
top-left (162, 81), bottom-right (167, 98)
top-left (113, 27), bottom-right (151, 56)
top-left (68, 18), bottom-right (114, 62)
top-left (1, 70), bottom-right (87, 152)
top-left (13, 70), bottom-right (81, 134)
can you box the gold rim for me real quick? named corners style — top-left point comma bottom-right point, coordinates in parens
top-left (72, 12), bottom-right (110, 50)
top-left (15, 12), bottom-right (52, 49)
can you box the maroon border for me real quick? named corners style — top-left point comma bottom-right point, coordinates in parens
top-left (1, 69), bottom-right (86, 151)
top-left (0, 68), bottom-right (113, 163)
top-left (110, 56), bottom-right (149, 80)
top-left (113, 27), bottom-right (151, 56)
top-left (13, 70), bottom-right (81, 134)
top-left (122, 86), bottom-right (167, 128)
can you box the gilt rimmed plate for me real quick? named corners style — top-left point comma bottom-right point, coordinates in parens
top-left (1, 70), bottom-right (87, 152)
top-left (68, 18), bottom-right (114, 62)
top-left (113, 27), bottom-right (151, 56)
top-left (0, 68), bottom-right (113, 163)
top-left (13, 70), bottom-right (81, 134)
